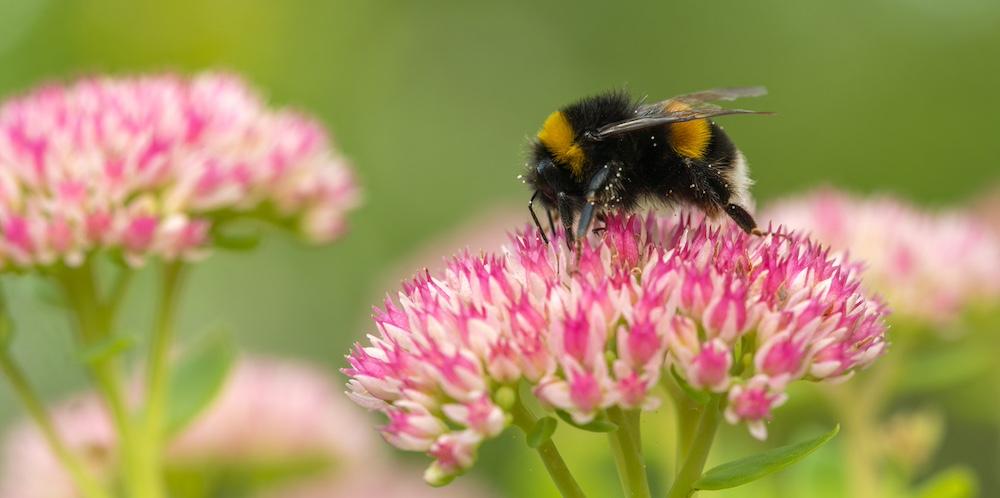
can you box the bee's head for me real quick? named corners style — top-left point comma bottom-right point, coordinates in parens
top-left (525, 145), bottom-right (579, 207)
top-left (526, 109), bottom-right (592, 205)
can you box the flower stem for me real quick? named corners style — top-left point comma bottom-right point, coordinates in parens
top-left (662, 376), bottom-right (700, 474)
top-left (840, 398), bottom-right (879, 498)
top-left (0, 350), bottom-right (112, 498)
top-left (105, 267), bottom-right (134, 320)
top-left (824, 335), bottom-right (904, 498)
top-left (666, 396), bottom-right (722, 498)
top-left (606, 407), bottom-right (652, 498)
top-left (826, 378), bottom-right (885, 498)
top-left (138, 261), bottom-right (185, 498)
top-left (58, 263), bottom-right (148, 498)
top-left (510, 399), bottom-right (586, 498)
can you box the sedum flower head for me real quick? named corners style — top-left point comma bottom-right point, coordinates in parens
top-left (344, 212), bottom-right (888, 483)
top-left (764, 188), bottom-right (1000, 325)
top-left (0, 72), bottom-right (359, 269)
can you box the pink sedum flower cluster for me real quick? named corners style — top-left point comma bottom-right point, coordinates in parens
top-left (0, 72), bottom-right (359, 269)
top-left (344, 212), bottom-right (888, 483)
top-left (764, 188), bottom-right (1000, 325)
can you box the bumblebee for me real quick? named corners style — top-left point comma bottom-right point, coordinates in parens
top-left (523, 87), bottom-right (770, 247)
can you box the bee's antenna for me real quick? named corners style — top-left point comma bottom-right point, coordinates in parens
top-left (528, 190), bottom-right (549, 245)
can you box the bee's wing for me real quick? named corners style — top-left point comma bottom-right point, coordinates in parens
top-left (594, 87), bottom-right (771, 139)
top-left (670, 86), bottom-right (768, 103)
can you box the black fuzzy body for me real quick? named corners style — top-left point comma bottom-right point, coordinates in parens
top-left (524, 91), bottom-right (754, 239)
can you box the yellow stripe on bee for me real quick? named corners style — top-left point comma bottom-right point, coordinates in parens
top-left (537, 111), bottom-right (586, 177)
top-left (665, 101), bottom-right (711, 159)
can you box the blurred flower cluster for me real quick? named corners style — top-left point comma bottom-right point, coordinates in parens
top-left (0, 356), bottom-right (494, 498)
top-left (764, 188), bottom-right (1000, 325)
top-left (0, 72), bottom-right (366, 498)
top-left (0, 73), bottom-right (359, 269)
top-left (345, 211), bottom-right (888, 483)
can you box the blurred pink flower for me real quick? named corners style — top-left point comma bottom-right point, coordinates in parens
top-left (376, 205), bottom-right (526, 281)
top-left (973, 186), bottom-right (1000, 236)
top-left (168, 356), bottom-right (377, 464)
top-left (763, 188), bottom-right (1000, 325)
top-left (345, 211), bottom-right (888, 483)
top-left (0, 394), bottom-right (113, 498)
top-left (0, 357), bottom-right (381, 498)
top-left (0, 72), bottom-right (359, 269)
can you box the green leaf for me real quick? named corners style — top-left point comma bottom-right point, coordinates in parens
top-left (554, 409), bottom-right (618, 433)
top-left (526, 416), bottom-right (557, 448)
top-left (79, 335), bottom-right (135, 364)
top-left (671, 366), bottom-right (710, 404)
top-left (917, 467), bottom-right (978, 498)
top-left (695, 425), bottom-right (839, 490)
top-left (165, 332), bottom-right (235, 436)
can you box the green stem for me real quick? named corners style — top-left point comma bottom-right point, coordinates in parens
top-left (138, 261), bottom-right (186, 498)
top-left (625, 409), bottom-right (642, 453)
top-left (838, 392), bottom-right (879, 498)
top-left (105, 267), bottom-right (135, 320)
top-left (826, 373), bottom-right (887, 498)
top-left (510, 399), bottom-right (587, 498)
top-left (90, 360), bottom-right (138, 490)
top-left (662, 376), bottom-right (700, 474)
top-left (666, 396), bottom-right (722, 498)
top-left (607, 407), bottom-right (652, 498)
top-left (0, 351), bottom-right (112, 498)
top-left (824, 334), bottom-right (905, 498)
top-left (58, 264), bottom-right (147, 498)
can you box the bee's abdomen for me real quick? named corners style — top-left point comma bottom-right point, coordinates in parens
top-left (665, 101), bottom-right (712, 159)
top-left (702, 123), bottom-right (739, 169)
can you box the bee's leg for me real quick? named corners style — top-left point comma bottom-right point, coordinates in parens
top-left (557, 192), bottom-right (575, 250)
top-left (725, 203), bottom-right (762, 235)
top-left (576, 165), bottom-right (612, 242)
top-left (546, 207), bottom-right (557, 242)
top-left (528, 190), bottom-right (549, 244)
top-left (536, 158), bottom-right (572, 246)
top-left (577, 202), bottom-right (597, 245)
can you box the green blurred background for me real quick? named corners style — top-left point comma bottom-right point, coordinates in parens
top-left (0, 0), bottom-right (998, 496)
